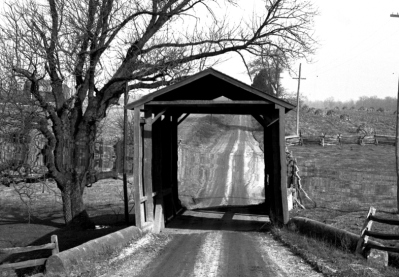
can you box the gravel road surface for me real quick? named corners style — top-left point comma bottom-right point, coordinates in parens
top-left (102, 210), bottom-right (322, 277)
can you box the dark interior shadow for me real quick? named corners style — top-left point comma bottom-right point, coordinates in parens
top-left (165, 204), bottom-right (270, 233)
top-left (192, 203), bottom-right (268, 215)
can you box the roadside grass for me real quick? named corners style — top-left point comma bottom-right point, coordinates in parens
top-left (0, 178), bottom-right (135, 276)
top-left (270, 223), bottom-right (399, 277)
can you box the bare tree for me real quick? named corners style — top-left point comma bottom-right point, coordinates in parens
top-left (0, 0), bottom-right (317, 227)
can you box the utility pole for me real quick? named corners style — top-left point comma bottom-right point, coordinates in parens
top-left (292, 63), bottom-right (306, 136)
top-left (390, 13), bottom-right (399, 212)
top-left (123, 83), bottom-right (130, 225)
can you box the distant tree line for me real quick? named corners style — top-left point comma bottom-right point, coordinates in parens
top-left (304, 96), bottom-right (397, 112)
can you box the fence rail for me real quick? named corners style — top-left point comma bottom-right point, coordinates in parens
top-left (286, 133), bottom-right (395, 146)
top-left (356, 207), bottom-right (399, 257)
top-left (0, 235), bottom-right (59, 270)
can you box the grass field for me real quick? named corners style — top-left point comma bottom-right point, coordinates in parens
top-left (285, 108), bottom-right (396, 136)
top-left (278, 109), bottom-right (399, 275)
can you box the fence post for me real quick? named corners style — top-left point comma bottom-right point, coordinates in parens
top-left (51, 235), bottom-right (59, 255)
top-left (356, 207), bottom-right (376, 257)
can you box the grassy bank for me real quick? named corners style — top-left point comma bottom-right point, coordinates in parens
top-left (0, 179), bottom-right (135, 276)
top-left (269, 222), bottom-right (399, 277)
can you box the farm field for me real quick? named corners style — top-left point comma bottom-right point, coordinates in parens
top-left (285, 108), bottom-right (396, 136)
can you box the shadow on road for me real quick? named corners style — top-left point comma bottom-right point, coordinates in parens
top-left (165, 204), bottom-right (271, 233)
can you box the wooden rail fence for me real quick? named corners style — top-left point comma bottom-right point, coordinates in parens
top-left (0, 235), bottom-right (59, 271)
top-left (356, 207), bottom-right (399, 257)
top-left (286, 133), bottom-right (395, 146)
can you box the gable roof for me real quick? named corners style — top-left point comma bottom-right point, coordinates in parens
top-left (126, 68), bottom-right (295, 112)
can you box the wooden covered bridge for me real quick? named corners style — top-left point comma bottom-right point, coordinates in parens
top-left (126, 68), bottom-right (295, 232)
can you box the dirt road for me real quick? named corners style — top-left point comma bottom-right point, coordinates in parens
top-left (102, 209), bottom-right (321, 277)
top-left (98, 115), bottom-right (321, 277)
top-left (178, 115), bottom-right (265, 208)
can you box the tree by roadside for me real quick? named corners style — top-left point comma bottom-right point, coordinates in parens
top-left (0, 0), bottom-right (317, 228)
top-left (249, 48), bottom-right (290, 98)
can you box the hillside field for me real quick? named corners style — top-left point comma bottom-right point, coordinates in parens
top-left (285, 108), bottom-right (396, 136)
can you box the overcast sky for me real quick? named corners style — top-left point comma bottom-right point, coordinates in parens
top-left (215, 1), bottom-right (399, 102)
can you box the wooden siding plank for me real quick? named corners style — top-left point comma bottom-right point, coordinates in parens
top-left (268, 107), bottom-right (289, 225)
top-left (134, 107), bottom-right (144, 228)
top-left (263, 116), bottom-right (273, 217)
top-left (153, 195), bottom-right (165, 233)
top-left (171, 114), bottom-right (180, 213)
top-left (278, 106), bottom-right (289, 224)
top-left (144, 109), bottom-right (154, 223)
top-left (148, 100), bottom-right (270, 105)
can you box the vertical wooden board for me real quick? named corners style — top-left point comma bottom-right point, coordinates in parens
top-left (263, 115), bottom-right (273, 216)
top-left (270, 118), bottom-right (281, 224)
top-left (144, 109), bottom-right (154, 223)
top-left (152, 116), bottom-right (162, 192)
top-left (152, 118), bottom-right (165, 230)
top-left (133, 107), bottom-right (144, 228)
top-left (160, 115), bottom-right (172, 219)
top-left (269, 107), bottom-right (289, 225)
top-left (278, 106), bottom-right (289, 224)
top-left (167, 115), bottom-right (176, 216)
top-left (153, 196), bottom-right (165, 233)
top-left (161, 115), bottom-right (171, 190)
top-left (141, 202), bottom-right (146, 223)
top-left (171, 114), bottom-right (181, 212)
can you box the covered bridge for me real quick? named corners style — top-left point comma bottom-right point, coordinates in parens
top-left (126, 68), bottom-right (295, 232)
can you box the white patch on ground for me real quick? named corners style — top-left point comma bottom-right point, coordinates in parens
top-left (109, 233), bottom-right (153, 263)
top-left (193, 232), bottom-right (223, 277)
top-left (100, 234), bottom-right (173, 277)
top-left (256, 233), bottom-right (323, 277)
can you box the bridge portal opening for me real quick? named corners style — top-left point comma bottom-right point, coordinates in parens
top-left (126, 68), bottom-right (294, 232)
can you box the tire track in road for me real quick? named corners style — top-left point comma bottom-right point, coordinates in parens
top-left (193, 232), bottom-right (223, 277)
top-left (134, 233), bottom-right (204, 277)
top-left (219, 232), bottom-right (287, 277)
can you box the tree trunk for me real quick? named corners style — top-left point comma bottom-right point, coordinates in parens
top-left (59, 178), bottom-right (93, 229)
top-left (53, 117), bottom-right (97, 229)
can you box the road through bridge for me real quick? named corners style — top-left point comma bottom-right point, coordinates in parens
top-left (109, 69), bottom-right (322, 276)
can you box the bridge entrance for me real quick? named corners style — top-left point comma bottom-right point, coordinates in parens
top-left (126, 68), bottom-right (295, 232)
